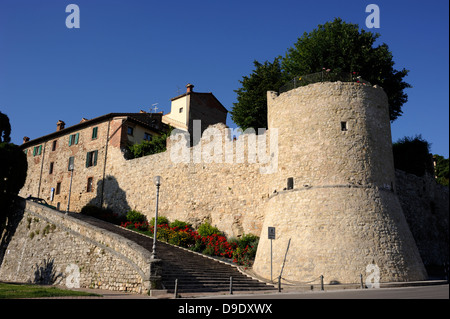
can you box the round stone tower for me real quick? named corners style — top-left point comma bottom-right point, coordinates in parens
top-left (253, 82), bottom-right (427, 284)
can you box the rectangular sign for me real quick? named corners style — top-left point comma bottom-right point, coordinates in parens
top-left (268, 227), bottom-right (275, 240)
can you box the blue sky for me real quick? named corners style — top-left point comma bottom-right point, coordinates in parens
top-left (0, 0), bottom-right (448, 157)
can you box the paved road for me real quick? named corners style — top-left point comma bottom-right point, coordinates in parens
top-left (201, 284), bottom-right (449, 299)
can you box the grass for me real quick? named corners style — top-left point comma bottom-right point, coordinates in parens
top-left (0, 282), bottom-right (101, 299)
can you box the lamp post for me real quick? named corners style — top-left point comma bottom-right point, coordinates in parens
top-left (66, 159), bottom-right (74, 214)
top-left (151, 176), bottom-right (161, 259)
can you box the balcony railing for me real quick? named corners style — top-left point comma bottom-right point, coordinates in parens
top-left (279, 70), bottom-right (371, 94)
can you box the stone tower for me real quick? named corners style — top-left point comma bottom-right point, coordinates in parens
top-left (253, 82), bottom-right (427, 284)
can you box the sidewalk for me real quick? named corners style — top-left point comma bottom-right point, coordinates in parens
top-left (43, 279), bottom-right (447, 299)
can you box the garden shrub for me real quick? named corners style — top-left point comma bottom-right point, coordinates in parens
top-left (150, 216), bottom-right (170, 226)
top-left (126, 210), bottom-right (147, 223)
top-left (170, 219), bottom-right (192, 230)
top-left (197, 221), bottom-right (222, 237)
top-left (119, 217), bottom-right (259, 267)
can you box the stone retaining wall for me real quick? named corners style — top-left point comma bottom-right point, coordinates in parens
top-left (0, 199), bottom-right (159, 294)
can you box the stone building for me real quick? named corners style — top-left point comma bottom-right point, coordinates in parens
top-left (20, 112), bottom-right (166, 212)
top-left (162, 83), bottom-right (228, 141)
top-left (19, 84), bottom-right (228, 213)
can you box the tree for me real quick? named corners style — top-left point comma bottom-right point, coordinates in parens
top-left (127, 127), bottom-right (174, 159)
top-left (0, 111), bottom-right (11, 143)
top-left (283, 18), bottom-right (410, 122)
top-left (392, 135), bottom-right (434, 177)
top-left (0, 112), bottom-right (27, 229)
top-left (231, 58), bottom-right (287, 131)
top-left (232, 18), bottom-right (411, 129)
top-left (434, 155), bottom-right (449, 186)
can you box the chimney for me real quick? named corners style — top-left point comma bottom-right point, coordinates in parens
top-left (23, 136), bottom-right (30, 144)
top-left (56, 120), bottom-right (65, 131)
top-left (186, 83), bottom-right (194, 93)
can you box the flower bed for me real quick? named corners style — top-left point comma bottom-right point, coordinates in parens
top-left (120, 221), bottom-right (258, 267)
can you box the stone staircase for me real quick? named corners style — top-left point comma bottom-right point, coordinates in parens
top-left (157, 241), bottom-right (275, 293)
top-left (73, 214), bottom-right (275, 294)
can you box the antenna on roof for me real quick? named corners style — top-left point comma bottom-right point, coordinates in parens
top-left (152, 103), bottom-right (159, 113)
top-left (176, 85), bottom-right (182, 95)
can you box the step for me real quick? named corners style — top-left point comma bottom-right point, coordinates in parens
top-left (162, 277), bottom-right (270, 286)
top-left (75, 215), bottom-right (274, 293)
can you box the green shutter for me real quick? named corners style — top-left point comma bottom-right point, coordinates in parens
top-left (92, 127), bottom-right (98, 139)
top-left (93, 150), bottom-right (98, 166)
top-left (75, 133), bottom-right (79, 145)
top-left (69, 135), bottom-right (72, 146)
top-left (33, 145), bottom-right (42, 156)
top-left (86, 152), bottom-right (90, 168)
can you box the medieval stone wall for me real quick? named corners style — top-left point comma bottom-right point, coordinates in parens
top-left (252, 83), bottom-right (427, 283)
top-left (395, 170), bottom-right (449, 268)
top-left (14, 81), bottom-right (448, 285)
top-left (103, 130), bottom-right (271, 237)
top-left (0, 199), bottom-right (155, 293)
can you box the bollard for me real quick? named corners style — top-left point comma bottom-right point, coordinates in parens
top-left (320, 275), bottom-right (324, 291)
top-left (360, 274), bottom-right (364, 289)
top-left (278, 276), bottom-right (281, 293)
top-left (174, 279), bottom-right (178, 299)
top-left (229, 276), bottom-right (233, 295)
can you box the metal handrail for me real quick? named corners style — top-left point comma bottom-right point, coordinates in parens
top-left (279, 71), bottom-right (371, 93)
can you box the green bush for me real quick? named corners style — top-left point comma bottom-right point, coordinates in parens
top-left (202, 245), bottom-right (215, 256)
top-left (149, 216), bottom-right (170, 226)
top-left (127, 127), bottom-right (173, 159)
top-left (237, 234), bottom-right (259, 250)
top-left (197, 221), bottom-right (222, 237)
top-left (168, 230), bottom-right (195, 247)
top-left (170, 219), bottom-right (192, 230)
top-left (126, 210), bottom-right (147, 223)
top-left (155, 225), bottom-right (172, 241)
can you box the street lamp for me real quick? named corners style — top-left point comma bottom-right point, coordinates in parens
top-left (66, 158), bottom-right (75, 214)
top-left (151, 176), bottom-right (161, 259)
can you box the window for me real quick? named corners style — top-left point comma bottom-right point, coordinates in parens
top-left (92, 127), bottom-right (98, 139)
top-left (144, 132), bottom-right (153, 141)
top-left (69, 133), bottom-right (79, 146)
top-left (86, 177), bottom-right (94, 192)
top-left (52, 140), bottom-right (57, 151)
top-left (179, 107), bottom-right (183, 113)
top-left (56, 182), bottom-right (61, 195)
top-left (49, 162), bottom-right (54, 174)
top-left (127, 126), bottom-right (134, 136)
top-left (341, 121), bottom-right (348, 132)
top-left (33, 145), bottom-right (42, 156)
top-left (86, 150), bottom-right (98, 168)
top-left (68, 156), bottom-right (75, 171)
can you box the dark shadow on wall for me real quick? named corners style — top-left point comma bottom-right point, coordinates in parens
top-left (0, 197), bottom-right (25, 269)
top-left (34, 258), bottom-right (63, 285)
top-left (84, 175), bottom-right (130, 221)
